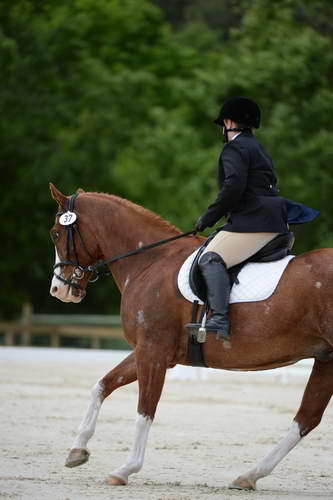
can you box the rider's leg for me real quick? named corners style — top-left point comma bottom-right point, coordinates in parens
top-left (201, 231), bottom-right (279, 269)
top-left (198, 231), bottom-right (278, 339)
top-left (198, 251), bottom-right (231, 340)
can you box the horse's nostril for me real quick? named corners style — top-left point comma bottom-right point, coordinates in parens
top-left (52, 286), bottom-right (58, 294)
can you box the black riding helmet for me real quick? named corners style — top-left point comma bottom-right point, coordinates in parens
top-left (214, 96), bottom-right (261, 129)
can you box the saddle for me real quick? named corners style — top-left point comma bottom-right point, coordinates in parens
top-left (189, 230), bottom-right (295, 303)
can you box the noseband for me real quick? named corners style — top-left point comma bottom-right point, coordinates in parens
top-left (53, 193), bottom-right (196, 292)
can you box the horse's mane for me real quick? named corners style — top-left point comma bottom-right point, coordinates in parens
top-left (84, 192), bottom-right (181, 235)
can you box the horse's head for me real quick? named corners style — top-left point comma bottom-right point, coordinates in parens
top-left (49, 183), bottom-right (102, 303)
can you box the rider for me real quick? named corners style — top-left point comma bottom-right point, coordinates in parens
top-left (193, 96), bottom-right (290, 341)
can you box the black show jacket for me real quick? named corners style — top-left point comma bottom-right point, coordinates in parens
top-left (199, 131), bottom-right (289, 233)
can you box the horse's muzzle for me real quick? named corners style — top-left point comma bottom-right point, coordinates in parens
top-left (50, 278), bottom-right (86, 303)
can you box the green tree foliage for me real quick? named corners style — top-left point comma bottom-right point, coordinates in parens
top-left (212, 0), bottom-right (333, 251)
top-left (151, 0), bottom-right (242, 40)
top-left (1, 0), bottom-right (333, 318)
top-left (0, 0), bottom-right (205, 317)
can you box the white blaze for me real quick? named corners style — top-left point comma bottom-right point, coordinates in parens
top-left (50, 248), bottom-right (81, 303)
top-left (50, 249), bottom-right (63, 295)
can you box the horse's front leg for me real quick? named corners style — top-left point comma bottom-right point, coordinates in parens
top-left (230, 359), bottom-right (333, 490)
top-left (106, 344), bottom-right (168, 486)
top-left (65, 351), bottom-right (137, 468)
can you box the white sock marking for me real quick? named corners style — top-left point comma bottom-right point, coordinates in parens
top-left (109, 413), bottom-right (152, 484)
top-left (72, 380), bottom-right (104, 450)
top-left (243, 421), bottom-right (301, 484)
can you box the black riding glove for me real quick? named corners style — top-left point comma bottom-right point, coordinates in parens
top-left (195, 216), bottom-right (208, 233)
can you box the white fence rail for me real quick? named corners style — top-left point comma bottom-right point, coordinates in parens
top-left (0, 304), bottom-right (123, 349)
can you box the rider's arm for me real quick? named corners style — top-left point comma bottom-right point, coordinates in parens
top-left (197, 142), bottom-right (249, 229)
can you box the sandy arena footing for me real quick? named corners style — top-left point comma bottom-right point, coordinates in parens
top-left (1, 347), bottom-right (333, 500)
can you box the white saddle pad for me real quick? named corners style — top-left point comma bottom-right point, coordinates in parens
top-left (177, 249), bottom-right (295, 305)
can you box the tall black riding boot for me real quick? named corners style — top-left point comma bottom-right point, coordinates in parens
top-left (199, 252), bottom-right (231, 340)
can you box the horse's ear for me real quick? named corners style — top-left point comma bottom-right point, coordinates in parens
top-left (49, 183), bottom-right (67, 207)
top-left (76, 187), bottom-right (85, 194)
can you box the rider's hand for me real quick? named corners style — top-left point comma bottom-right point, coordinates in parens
top-left (195, 217), bottom-right (207, 233)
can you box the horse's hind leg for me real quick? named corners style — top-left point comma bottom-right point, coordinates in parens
top-left (106, 344), bottom-right (168, 486)
top-left (65, 351), bottom-right (137, 468)
top-left (230, 359), bottom-right (333, 490)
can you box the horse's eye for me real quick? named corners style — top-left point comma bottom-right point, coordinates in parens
top-left (52, 231), bottom-right (60, 241)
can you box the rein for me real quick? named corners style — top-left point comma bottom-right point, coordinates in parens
top-left (53, 193), bottom-right (196, 290)
top-left (88, 230), bottom-right (196, 271)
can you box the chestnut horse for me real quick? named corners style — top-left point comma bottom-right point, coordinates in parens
top-left (49, 183), bottom-right (333, 491)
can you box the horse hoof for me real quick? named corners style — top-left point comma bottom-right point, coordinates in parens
top-left (228, 476), bottom-right (256, 490)
top-left (105, 475), bottom-right (127, 486)
top-left (65, 448), bottom-right (90, 468)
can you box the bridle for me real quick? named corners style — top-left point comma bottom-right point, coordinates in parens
top-left (53, 193), bottom-right (196, 291)
top-left (53, 194), bottom-right (100, 290)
